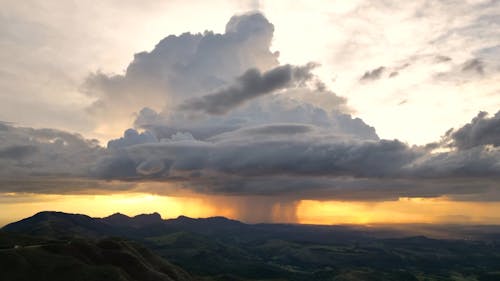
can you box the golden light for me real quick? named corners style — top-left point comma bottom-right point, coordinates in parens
top-left (0, 192), bottom-right (235, 226)
top-left (297, 197), bottom-right (500, 225)
top-left (2, 193), bottom-right (500, 227)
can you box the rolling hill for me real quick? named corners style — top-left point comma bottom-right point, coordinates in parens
top-left (3, 212), bottom-right (500, 281)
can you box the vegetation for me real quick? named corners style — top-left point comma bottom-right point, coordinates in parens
top-left (0, 231), bottom-right (194, 281)
top-left (3, 212), bottom-right (500, 281)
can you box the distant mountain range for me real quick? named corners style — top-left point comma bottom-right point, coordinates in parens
top-left (2, 211), bottom-right (247, 240)
top-left (3, 211), bottom-right (500, 281)
top-left (5, 211), bottom-right (500, 241)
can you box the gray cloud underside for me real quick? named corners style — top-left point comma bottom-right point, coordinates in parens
top-left (0, 124), bottom-right (101, 178)
top-left (444, 111), bottom-right (500, 150)
top-left (0, 109), bottom-right (499, 200)
top-left (98, 120), bottom-right (500, 180)
top-left (134, 90), bottom-right (363, 142)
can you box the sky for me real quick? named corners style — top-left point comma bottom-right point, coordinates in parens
top-left (0, 0), bottom-right (499, 225)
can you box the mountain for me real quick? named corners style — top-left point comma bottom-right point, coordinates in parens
top-left (0, 231), bottom-right (195, 281)
top-left (2, 211), bottom-right (249, 239)
top-left (103, 212), bottom-right (163, 227)
top-left (2, 211), bottom-right (116, 238)
top-left (3, 211), bottom-right (372, 242)
top-left (4, 211), bottom-right (500, 281)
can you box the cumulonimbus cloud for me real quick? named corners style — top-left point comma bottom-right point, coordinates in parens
top-left (82, 12), bottom-right (280, 123)
top-left (0, 12), bottom-right (499, 204)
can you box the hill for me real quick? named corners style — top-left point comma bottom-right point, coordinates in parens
top-left (0, 231), bottom-right (195, 281)
top-left (4, 211), bottom-right (500, 281)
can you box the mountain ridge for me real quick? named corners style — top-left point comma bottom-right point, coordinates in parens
top-left (4, 211), bottom-right (500, 281)
top-left (2, 211), bottom-right (250, 240)
top-left (5, 211), bottom-right (500, 241)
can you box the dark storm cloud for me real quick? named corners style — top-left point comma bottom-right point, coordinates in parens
top-left (444, 110), bottom-right (500, 149)
top-left (179, 64), bottom-right (316, 114)
top-left (360, 66), bottom-right (386, 81)
top-left (174, 176), bottom-right (499, 201)
top-left (0, 124), bottom-right (101, 173)
top-left (1, 108), bottom-right (499, 201)
top-left (99, 125), bottom-right (499, 180)
top-left (409, 146), bottom-right (500, 178)
top-left (84, 106), bottom-right (499, 200)
top-left (0, 145), bottom-right (38, 159)
top-left (89, 130), bottom-right (500, 201)
top-left (107, 129), bottom-right (157, 150)
top-left (202, 138), bottom-right (419, 178)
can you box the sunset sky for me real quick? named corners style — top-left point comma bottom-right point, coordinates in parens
top-left (1, 0), bottom-right (499, 226)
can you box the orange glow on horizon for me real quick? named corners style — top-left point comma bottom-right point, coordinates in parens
top-left (0, 193), bottom-right (235, 226)
top-left (2, 193), bottom-right (500, 226)
top-left (297, 197), bottom-right (500, 225)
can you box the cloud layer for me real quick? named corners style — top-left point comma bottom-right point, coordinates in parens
top-left (0, 123), bottom-right (101, 179)
top-left (0, 12), bottom-right (499, 211)
top-left (1, 108), bottom-right (499, 202)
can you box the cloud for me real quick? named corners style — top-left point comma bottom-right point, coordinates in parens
top-left (107, 129), bottom-right (157, 150)
top-left (136, 158), bottom-right (167, 176)
top-left (317, 0), bottom-right (500, 144)
top-left (134, 94), bottom-right (376, 142)
top-left (82, 11), bottom-right (366, 150)
top-left (0, 123), bottom-right (102, 181)
top-left (81, 12), bottom-right (357, 143)
top-left (0, 145), bottom-right (38, 159)
top-left (359, 63), bottom-right (412, 81)
top-left (0, 109), bottom-right (499, 204)
top-left (83, 12), bottom-right (279, 123)
top-left (179, 63), bottom-right (316, 114)
top-left (360, 66), bottom-right (386, 81)
top-left (461, 58), bottom-right (485, 75)
top-left (434, 55), bottom-right (452, 63)
top-left (0, 11), bottom-right (499, 209)
top-left (444, 110), bottom-right (500, 150)
top-left (90, 109), bottom-right (499, 201)
top-left (410, 145), bottom-right (500, 178)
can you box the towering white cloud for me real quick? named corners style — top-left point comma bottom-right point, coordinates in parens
top-left (83, 13), bottom-right (280, 122)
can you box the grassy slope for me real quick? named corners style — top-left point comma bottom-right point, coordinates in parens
top-left (0, 231), bottom-right (195, 281)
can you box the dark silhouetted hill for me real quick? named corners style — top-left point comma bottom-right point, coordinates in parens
top-left (4, 211), bottom-right (500, 281)
top-left (103, 212), bottom-right (164, 227)
top-left (0, 231), bottom-right (195, 281)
